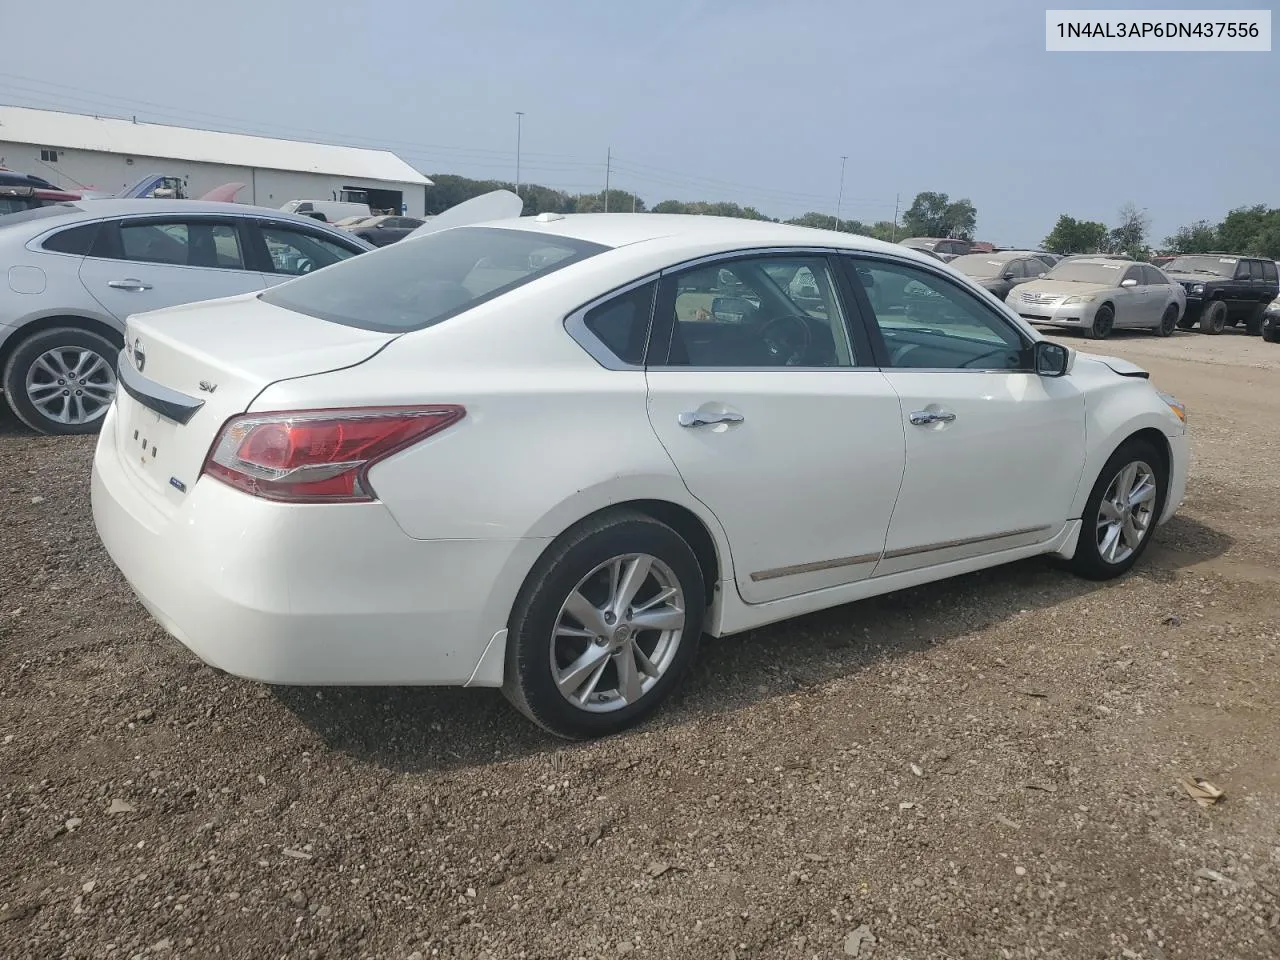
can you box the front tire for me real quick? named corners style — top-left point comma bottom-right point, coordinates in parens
top-left (1156, 303), bottom-right (1178, 337)
top-left (1086, 304), bottom-right (1114, 340)
top-left (1264, 320), bottom-right (1280, 344)
top-left (2, 327), bottom-right (119, 436)
top-left (502, 510), bottom-right (706, 739)
top-left (1199, 300), bottom-right (1227, 335)
top-left (1069, 438), bottom-right (1166, 581)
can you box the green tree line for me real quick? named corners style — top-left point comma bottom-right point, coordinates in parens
top-left (429, 173), bottom-right (1280, 261)
top-left (425, 175), bottom-right (978, 243)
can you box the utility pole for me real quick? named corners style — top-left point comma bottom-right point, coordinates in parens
top-left (604, 147), bottom-right (611, 213)
top-left (631, 192), bottom-right (636, 213)
top-left (891, 192), bottom-right (900, 242)
top-left (834, 155), bottom-right (848, 232)
top-left (513, 112), bottom-right (524, 195)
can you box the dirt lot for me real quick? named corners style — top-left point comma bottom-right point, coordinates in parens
top-left (2, 328), bottom-right (1278, 960)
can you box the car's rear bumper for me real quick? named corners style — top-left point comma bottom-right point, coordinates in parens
top-left (91, 404), bottom-right (538, 686)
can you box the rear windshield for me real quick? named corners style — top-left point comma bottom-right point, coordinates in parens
top-left (0, 203), bottom-right (81, 227)
top-left (259, 226), bottom-right (609, 332)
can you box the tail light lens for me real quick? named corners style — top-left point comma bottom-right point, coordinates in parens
top-left (202, 405), bottom-right (464, 503)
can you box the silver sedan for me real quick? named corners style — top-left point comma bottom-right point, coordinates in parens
top-left (0, 199), bottom-right (372, 435)
top-left (1006, 258), bottom-right (1186, 339)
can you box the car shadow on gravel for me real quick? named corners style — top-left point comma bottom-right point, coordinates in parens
top-left (274, 514), bottom-right (1232, 774)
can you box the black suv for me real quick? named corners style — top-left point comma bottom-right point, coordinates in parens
top-left (1164, 254), bottom-right (1280, 335)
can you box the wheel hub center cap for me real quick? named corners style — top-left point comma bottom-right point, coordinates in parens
top-left (612, 624), bottom-right (632, 645)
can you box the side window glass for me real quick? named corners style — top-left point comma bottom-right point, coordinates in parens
top-left (580, 281), bottom-right (655, 366)
top-left (261, 226), bottom-right (359, 276)
top-left (1144, 265), bottom-right (1167, 285)
top-left (41, 222), bottom-right (100, 255)
top-left (1235, 261), bottom-right (1251, 280)
top-left (1120, 266), bottom-right (1142, 285)
top-left (657, 256), bottom-right (855, 368)
top-left (853, 259), bottom-right (1028, 370)
top-left (1263, 261), bottom-right (1278, 283)
top-left (1249, 261), bottom-right (1263, 280)
top-left (117, 220), bottom-right (245, 269)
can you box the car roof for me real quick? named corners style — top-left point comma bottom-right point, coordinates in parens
top-left (473, 213), bottom-right (941, 263)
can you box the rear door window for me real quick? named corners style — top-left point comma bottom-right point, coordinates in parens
top-left (258, 225), bottom-right (608, 332)
top-left (116, 219), bottom-right (247, 269)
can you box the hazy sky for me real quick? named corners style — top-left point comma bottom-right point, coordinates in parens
top-left (2, 0), bottom-right (1276, 246)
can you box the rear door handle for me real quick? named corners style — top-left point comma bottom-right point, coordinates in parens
top-left (107, 279), bottom-right (153, 291)
top-left (909, 410), bottom-right (957, 426)
top-left (678, 410), bottom-right (744, 428)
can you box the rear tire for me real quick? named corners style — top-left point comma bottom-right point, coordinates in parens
top-left (1069, 438), bottom-right (1167, 581)
top-left (2, 327), bottom-right (119, 436)
top-left (502, 510), bottom-right (705, 739)
top-left (1086, 304), bottom-right (1114, 340)
top-left (1156, 304), bottom-right (1178, 337)
top-left (1263, 321), bottom-right (1280, 344)
top-left (1199, 300), bottom-right (1227, 335)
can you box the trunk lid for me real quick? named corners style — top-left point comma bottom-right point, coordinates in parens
top-left (113, 292), bottom-right (395, 505)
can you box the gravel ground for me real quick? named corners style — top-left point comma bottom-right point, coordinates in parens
top-left (2, 327), bottom-right (1278, 960)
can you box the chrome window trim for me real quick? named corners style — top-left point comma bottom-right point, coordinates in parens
top-left (563, 272), bottom-right (660, 371)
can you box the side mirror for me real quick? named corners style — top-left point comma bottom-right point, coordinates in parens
top-left (1002, 272), bottom-right (1016, 280)
top-left (1120, 278), bottom-right (1138, 288)
top-left (1034, 340), bottom-right (1072, 378)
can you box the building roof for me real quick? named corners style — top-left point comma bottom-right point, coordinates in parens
top-left (0, 106), bottom-right (430, 187)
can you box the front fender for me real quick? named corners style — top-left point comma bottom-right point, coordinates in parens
top-left (1069, 367), bottom-right (1186, 519)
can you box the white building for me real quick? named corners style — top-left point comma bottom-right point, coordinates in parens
top-left (0, 105), bottom-right (431, 216)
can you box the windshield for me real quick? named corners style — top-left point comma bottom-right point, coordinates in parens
top-left (948, 254), bottom-right (1012, 279)
top-left (1163, 255), bottom-right (1237, 277)
top-left (259, 226), bottom-right (609, 333)
top-left (1044, 261), bottom-right (1128, 284)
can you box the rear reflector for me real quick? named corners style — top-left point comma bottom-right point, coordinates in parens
top-left (202, 405), bottom-right (464, 503)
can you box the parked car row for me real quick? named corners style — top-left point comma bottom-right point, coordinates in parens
top-left (0, 200), bottom-right (374, 434)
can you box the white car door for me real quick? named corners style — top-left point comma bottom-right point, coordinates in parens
top-left (77, 215), bottom-right (266, 321)
top-left (253, 220), bottom-right (365, 288)
top-left (643, 253), bottom-right (906, 604)
top-left (841, 255), bottom-right (1087, 577)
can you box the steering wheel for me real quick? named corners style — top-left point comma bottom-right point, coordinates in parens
top-left (890, 342), bottom-right (920, 366)
top-left (958, 346), bottom-right (1017, 369)
top-left (759, 314), bottom-right (814, 365)
top-left (296, 257), bottom-right (315, 274)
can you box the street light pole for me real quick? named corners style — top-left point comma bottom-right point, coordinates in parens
top-left (834, 155), bottom-right (848, 232)
top-left (514, 111), bottom-right (524, 195)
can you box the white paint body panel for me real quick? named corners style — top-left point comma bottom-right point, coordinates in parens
top-left (89, 214), bottom-right (1190, 688)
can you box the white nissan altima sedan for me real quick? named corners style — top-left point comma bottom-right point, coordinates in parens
top-left (91, 210), bottom-right (1190, 739)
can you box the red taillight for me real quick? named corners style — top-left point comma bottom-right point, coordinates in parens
top-left (201, 406), bottom-right (464, 503)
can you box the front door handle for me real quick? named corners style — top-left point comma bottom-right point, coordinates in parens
top-left (909, 410), bottom-right (957, 426)
top-left (678, 410), bottom-right (744, 428)
top-left (107, 279), bottom-right (153, 291)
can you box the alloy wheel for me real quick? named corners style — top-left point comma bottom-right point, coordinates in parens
top-left (25, 347), bottom-right (117, 426)
top-left (550, 553), bottom-right (687, 713)
top-left (1096, 460), bottom-right (1157, 565)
